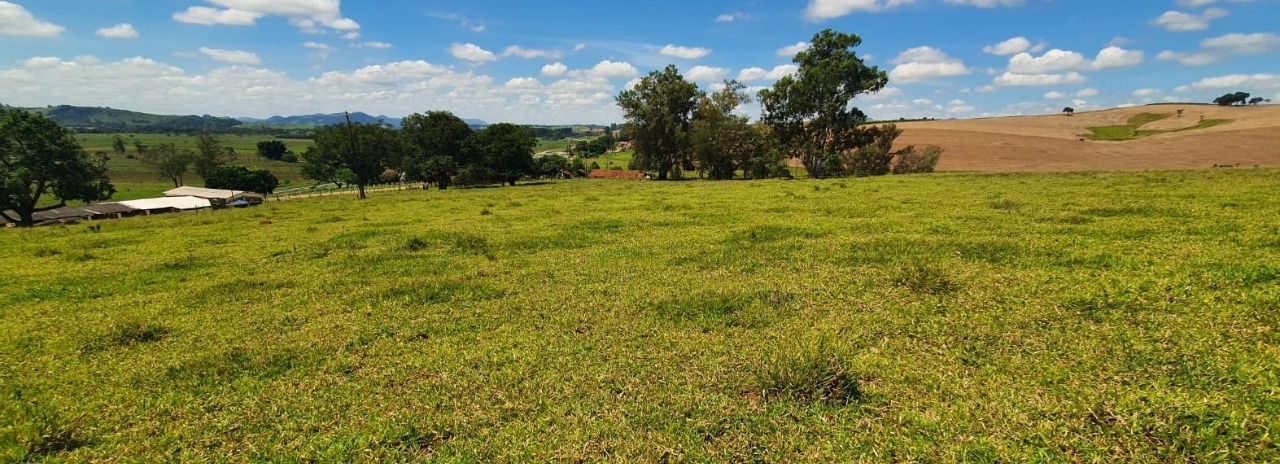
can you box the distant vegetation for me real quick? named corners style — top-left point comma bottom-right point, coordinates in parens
top-left (1087, 112), bottom-right (1231, 141)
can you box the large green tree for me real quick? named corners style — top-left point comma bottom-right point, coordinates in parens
top-left (467, 123), bottom-right (537, 186)
top-left (0, 109), bottom-right (115, 226)
top-left (144, 142), bottom-right (195, 188)
top-left (691, 80), bottom-right (761, 180)
top-left (401, 111), bottom-right (473, 189)
top-left (759, 29), bottom-right (888, 178)
top-left (204, 165), bottom-right (279, 194)
top-left (308, 117), bottom-right (400, 199)
top-left (616, 65), bottom-right (702, 180)
top-left (192, 129), bottom-right (224, 177)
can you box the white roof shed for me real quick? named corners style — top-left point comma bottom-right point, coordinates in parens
top-left (119, 196), bottom-right (213, 211)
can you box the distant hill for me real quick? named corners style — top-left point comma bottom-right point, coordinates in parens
top-left (28, 105), bottom-right (243, 133)
top-left (243, 112), bottom-right (402, 128)
top-left (891, 104), bottom-right (1280, 171)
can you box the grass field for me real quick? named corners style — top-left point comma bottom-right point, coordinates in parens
top-left (1085, 113), bottom-right (1232, 141)
top-left (2, 169), bottom-right (1278, 461)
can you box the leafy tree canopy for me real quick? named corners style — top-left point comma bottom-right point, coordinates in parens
top-left (0, 109), bottom-right (115, 226)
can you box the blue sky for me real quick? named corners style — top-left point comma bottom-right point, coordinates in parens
top-left (0, 0), bottom-right (1277, 124)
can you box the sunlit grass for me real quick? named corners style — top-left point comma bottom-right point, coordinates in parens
top-left (2, 169), bottom-right (1278, 461)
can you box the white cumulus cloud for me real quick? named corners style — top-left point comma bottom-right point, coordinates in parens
top-left (0, 1), bottom-right (65, 37)
top-left (1152, 8), bottom-right (1228, 31)
top-left (449, 43), bottom-right (497, 63)
top-left (687, 66), bottom-right (730, 82)
top-left (174, 0), bottom-right (359, 32)
top-left (777, 42), bottom-right (811, 57)
top-left (502, 46), bottom-right (563, 60)
top-left (541, 62), bottom-right (568, 77)
top-left (96, 23), bottom-right (139, 39)
top-left (659, 44), bottom-right (711, 59)
top-left (889, 46), bottom-right (971, 82)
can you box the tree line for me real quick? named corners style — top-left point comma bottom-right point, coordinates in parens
top-left (618, 29), bottom-right (942, 180)
top-left (1213, 92), bottom-right (1270, 106)
top-left (299, 112), bottom-right (540, 199)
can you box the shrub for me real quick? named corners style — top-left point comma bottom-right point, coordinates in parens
top-left (280, 153), bottom-right (298, 163)
top-left (847, 146), bottom-right (893, 177)
top-left (754, 338), bottom-right (862, 405)
top-left (893, 145), bottom-right (943, 174)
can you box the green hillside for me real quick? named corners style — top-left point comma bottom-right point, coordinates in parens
top-left (1, 169), bottom-right (1278, 461)
top-left (28, 105), bottom-right (243, 133)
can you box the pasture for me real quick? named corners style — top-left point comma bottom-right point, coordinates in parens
top-left (1, 169), bottom-right (1278, 461)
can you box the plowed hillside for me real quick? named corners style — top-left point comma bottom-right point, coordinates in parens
top-left (891, 104), bottom-right (1280, 172)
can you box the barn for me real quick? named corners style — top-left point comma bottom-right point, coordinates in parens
top-left (164, 187), bottom-right (265, 207)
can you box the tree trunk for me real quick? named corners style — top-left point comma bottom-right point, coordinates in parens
top-left (18, 210), bottom-right (34, 227)
top-left (658, 161), bottom-right (671, 180)
top-left (507, 178), bottom-right (517, 186)
top-left (357, 182), bottom-right (367, 200)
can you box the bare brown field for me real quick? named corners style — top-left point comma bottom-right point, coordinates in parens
top-left (892, 104), bottom-right (1280, 172)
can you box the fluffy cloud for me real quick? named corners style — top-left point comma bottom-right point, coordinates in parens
top-left (1075, 88), bottom-right (1099, 97)
top-left (1091, 46), bottom-right (1143, 70)
top-left (541, 62), bottom-right (568, 77)
top-left (888, 46), bottom-right (971, 82)
top-left (449, 43), bottom-right (496, 63)
top-left (0, 1), bottom-right (65, 36)
top-left (1132, 88), bottom-right (1162, 97)
top-left (777, 42), bottom-right (811, 57)
top-left (174, 0), bottom-right (359, 32)
top-left (1044, 91), bottom-right (1068, 99)
top-left (1151, 8), bottom-right (1228, 31)
top-left (1180, 73), bottom-right (1280, 91)
top-left (1006, 47), bottom-right (1141, 74)
top-left (659, 44), bottom-right (711, 59)
top-left (994, 72), bottom-right (1086, 86)
top-left (686, 66), bottom-right (730, 82)
top-left (96, 23), bottom-right (139, 39)
top-left (737, 65), bottom-right (799, 81)
top-left (982, 37), bottom-right (1043, 56)
top-left (804, 0), bottom-right (917, 20)
top-left (1007, 49), bottom-right (1088, 74)
top-left (586, 60), bottom-right (639, 79)
top-left (199, 47), bottom-right (261, 64)
top-left (502, 46), bottom-right (563, 60)
top-left (1202, 32), bottom-right (1280, 54)
top-left (1158, 32), bottom-right (1279, 66)
top-left (0, 55), bottom-right (633, 124)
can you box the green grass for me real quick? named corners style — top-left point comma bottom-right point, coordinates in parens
top-left (2, 169), bottom-right (1279, 461)
top-left (1088, 113), bottom-right (1232, 141)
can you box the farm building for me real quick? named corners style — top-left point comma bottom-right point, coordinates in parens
top-left (164, 187), bottom-right (265, 206)
top-left (2, 203), bottom-right (138, 226)
top-left (118, 196), bottom-right (213, 215)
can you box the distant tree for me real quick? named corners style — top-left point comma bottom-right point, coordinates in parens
top-left (145, 142), bottom-right (195, 188)
top-left (616, 65), bottom-right (701, 180)
top-left (759, 29), bottom-right (888, 178)
top-left (203, 165), bottom-right (279, 194)
top-left (193, 129), bottom-right (224, 177)
top-left (256, 140), bottom-right (288, 160)
top-left (1214, 92), bottom-right (1251, 106)
top-left (309, 116), bottom-right (399, 199)
top-left (466, 123), bottom-right (538, 186)
top-left (133, 141), bottom-right (147, 157)
top-left (1063, 107), bottom-right (1075, 116)
top-left (400, 111), bottom-right (473, 188)
top-left (1248, 97), bottom-right (1266, 105)
top-left (0, 109), bottom-right (115, 226)
top-left (112, 135), bottom-right (127, 157)
top-left (691, 80), bottom-right (756, 180)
